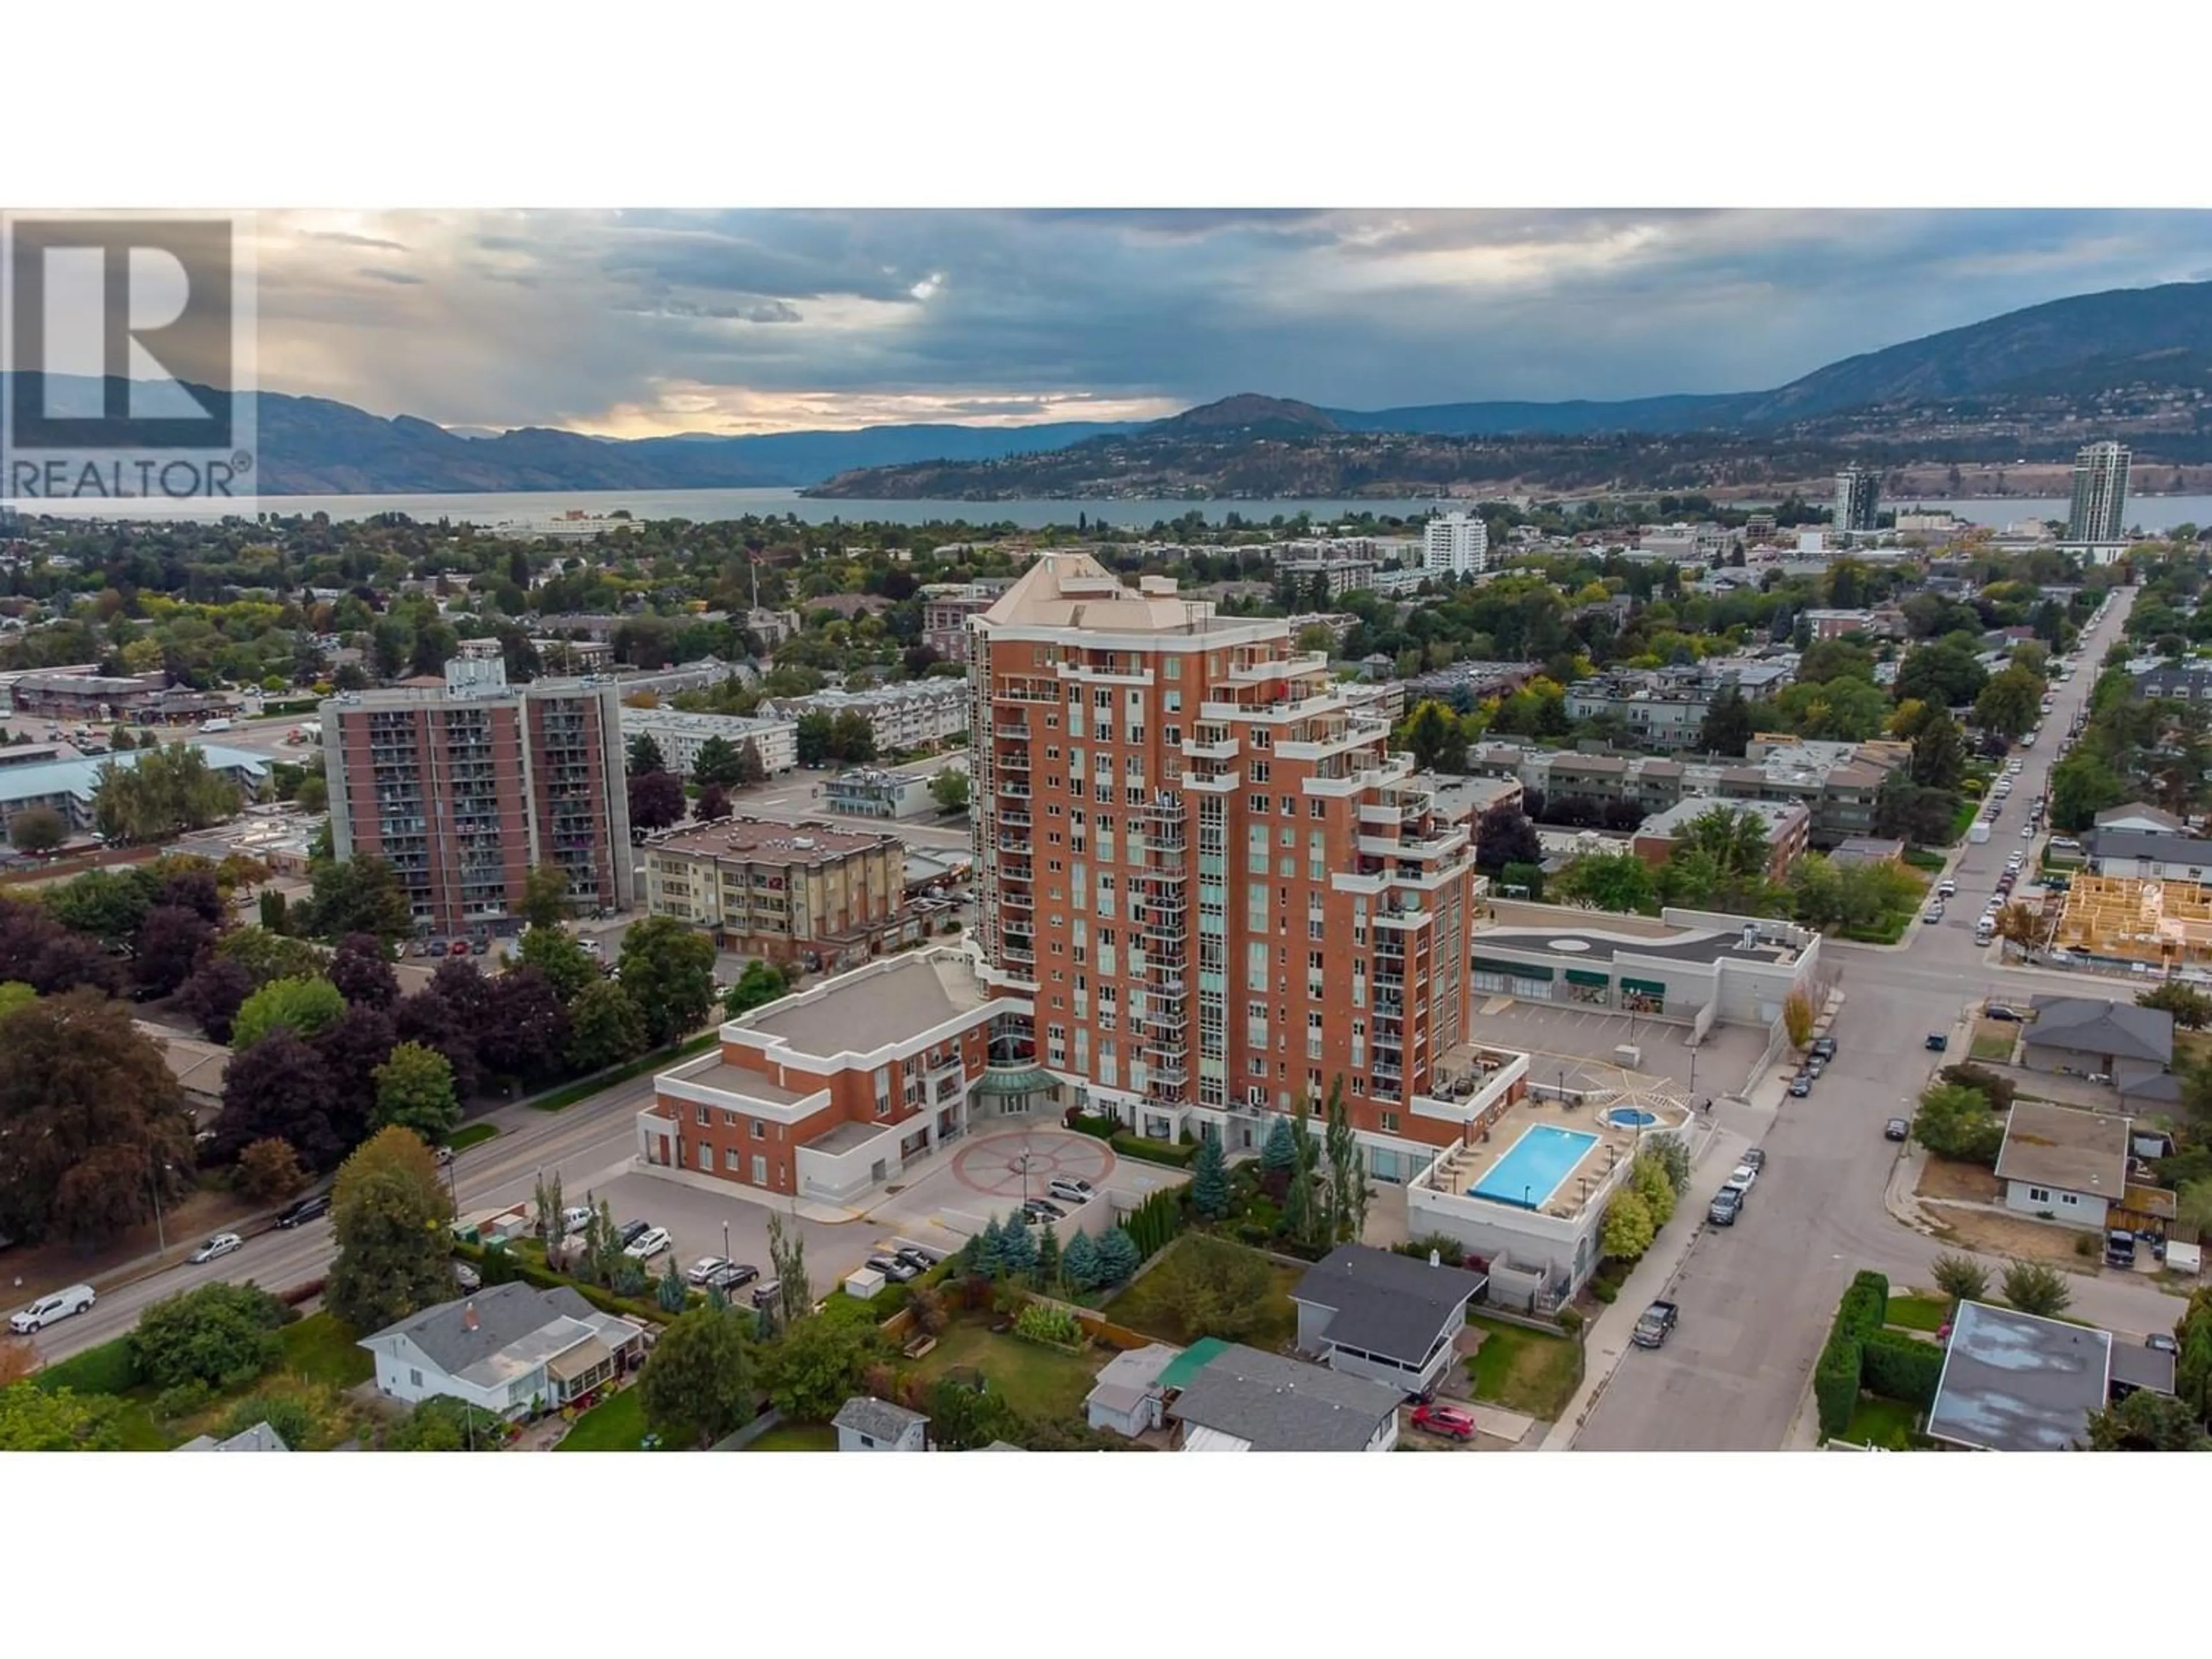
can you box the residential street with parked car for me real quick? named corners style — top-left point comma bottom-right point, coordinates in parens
top-left (1571, 582), bottom-right (2191, 1452)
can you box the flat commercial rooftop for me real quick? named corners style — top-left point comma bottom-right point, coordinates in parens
top-left (1474, 924), bottom-right (1800, 969)
top-left (737, 949), bottom-right (997, 1059)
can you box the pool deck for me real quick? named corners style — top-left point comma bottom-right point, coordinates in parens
top-left (1428, 1090), bottom-right (1692, 1221)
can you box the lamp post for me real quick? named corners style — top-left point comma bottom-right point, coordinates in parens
top-left (149, 1158), bottom-right (171, 1256)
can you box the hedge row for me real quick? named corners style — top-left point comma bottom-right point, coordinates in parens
top-left (453, 1238), bottom-right (679, 1327)
top-left (1111, 1133), bottom-right (1198, 1169)
top-left (31, 1336), bottom-right (139, 1397)
top-left (1813, 1270), bottom-right (1892, 1439)
top-left (1859, 1328), bottom-right (1945, 1408)
top-left (1066, 1112), bottom-right (1118, 1143)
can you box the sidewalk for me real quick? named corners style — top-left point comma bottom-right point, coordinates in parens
top-left (1539, 1080), bottom-right (1781, 1452)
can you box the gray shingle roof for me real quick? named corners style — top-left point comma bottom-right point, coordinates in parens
top-left (1169, 1344), bottom-right (1403, 1452)
top-left (2023, 997), bottom-right (2173, 1065)
top-left (834, 1396), bottom-right (928, 1441)
top-left (1293, 1245), bottom-right (1488, 1364)
top-left (2087, 828), bottom-right (2212, 865)
top-left (364, 1282), bottom-right (603, 1376)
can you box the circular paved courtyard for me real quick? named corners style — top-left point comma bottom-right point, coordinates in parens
top-left (950, 1127), bottom-right (1116, 1199)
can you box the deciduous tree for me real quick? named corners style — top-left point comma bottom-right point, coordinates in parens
top-left (519, 925), bottom-right (597, 1004)
top-left (2083, 1388), bottom-right (2212, 1451)
top-left (627, 770), bottom-right (686, 832)
top-left (132, 904), bottom-right (214, 998)
top-left (722, 959), bottom-right (789, 1018)
top-left (762, 1315), bottom-right (881, 1425)
top-left (1929, 1252), bottom-right (1991, 1305)
top-left (372, 1041), bottom-right (460, 1145)
top-left (565, 979), bottom-right (649, 1073)
top-left (177, 953), bottom-right (255, 1041)
top-left (1999, 1257), bottom-right (2072, 1319)
top-left (129, 1281), bottom-right (290, 1392)
top-left (929, 767), bottom-right (969, 813)
top-left (480, 967), bottom-right (571, 1084)
top-left (1600, 1190), bottom-right (1656, 1262)
top-left (616, 915), bottom-right (717, 1047)
top-left (639, 1306), bottom-right (759, 1448)
top-left (0, 990), bottom-right (195, 1248)
top-left (234, 1136), bottom-right (308, 1204)
top-left (518, 864), bottom-right (570, 930)
top-left (7, 805), bottom-right (66, 854)
top-left (1151, 1235), bottom-right (1272, 1342)
top-left (326, 1126), bottom-right (456, 1335)
top-left (295, 854), bottom-right (411, 945)
top-left (328, 933), bottom-right (400, 1009)
top-left (0, 1383), bottom-right (120, 1450)
top-left (232, 974), bottom-right (346, 1049)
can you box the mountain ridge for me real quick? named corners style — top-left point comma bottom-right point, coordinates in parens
top-left (6, 277), bottom-right (2209, 499)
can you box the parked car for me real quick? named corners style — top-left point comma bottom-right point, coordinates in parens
top-left (1806, 1055), bottom-right (1827, 1078)
top-left (1707, 1188), bottom-right (1744, 1226)
top-left (1021, 1198), bottom-right (1067, 1222)
top-left (685, 1256), bottom-right (730, 1285)
top-left (9, 1284), bottom-right (95, 1333)
top-left (560, 1205), bottom-right (596, 1234)
top-left (2021, 825), bottom-right (2036, 839)
top-left (866, 1253), bottom-right (919, 1283)
top-left (453, 1259), bottom-right (482, 1293)
top-left (1924, 1032), bottom-right (1948, 1051)
top-left (1047, 1176), bottom-right (1094, 1204)
top-left (1809, 1036), bottom-right (1837, 1060)
top-left (750, 1278), bottom-right (782, 1309)
top-left (1740, 1147), bottom-right (1767, 1173)
top-left (275, 1192), bottom-right (331, 1229)
top-left (708, 1262), bottom-right (760, 1292)
top-left (1986, 1005), bottom-right (2023, 1022)
top-left (2146, 1332), bottom-right (2180, 1355)
top-left (1789, 1073), bottom-right (1812, 1097)
top-left (187, 1232), bottom-right (243, 1264)
top-left (893, 1246), bottom-right (940, 1273)
top-left (1410, 1403), bottom-right (1477, 1441)
top-left (617, 1218), bottom-right (653, 1248)
top-left (448, 938), bottom-right (471, 957)
top-left (1922, 904), bottom-right (1945, 925)
top-left (471, 937), bottom-right (490, 955)
top-left (623, 1226), bottom-right (672, 1260)
top-left (1936, 878), bottom-right (1957, 899)
top-left (1724, 1164), bottom-right (1758, 1195)
top-left (1631, 1300), bottom-right (1679, 1349)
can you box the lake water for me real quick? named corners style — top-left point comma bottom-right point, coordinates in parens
top-left (16, 486), bottom-right (2212, 534)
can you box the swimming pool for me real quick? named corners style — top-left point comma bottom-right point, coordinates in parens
top-left (1604, 1107), bottom-right (1658, 1129)
top-left (1473, 1125), bottom-right (1600, 1209)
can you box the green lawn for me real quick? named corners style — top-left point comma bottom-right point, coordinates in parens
top-left (742, 1422), bottom-right (839, 1452)
top-left (1884, 1294), bottom-right (1950, 1333)
top-left (554, 1387), bottom-right (669, 1451)
top-left (448, 1123), bottom-right (501, 1153)
top-left (1836, 1394), bottom-right (1921, 1450)
top-left (1104, 1239), bottom-right (1302, 1350)
top-left (108, 1401), bottom-right (176, 1450)
top-left (1971, 1034), bottom-right (2014, 1062)
top-left (275, 1312), bottom-right (374, 1388)
top-left (908, 1317), bottom-right (1102, 1423)
top-left (1464, 1315), bottom-right (1583, 1422)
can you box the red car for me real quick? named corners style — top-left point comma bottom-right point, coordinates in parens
top-left (449, 938), bottom-right (472, 956)
top-left (1410, 1403), bottom-right (1476, 1441)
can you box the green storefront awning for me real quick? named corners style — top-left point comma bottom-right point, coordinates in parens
top-left (1620, 978), bottom-right (1667, 997)
top-left (1473, 957), bottom-right (1550, 980)
top-left (1565, 968), bottom-right (1609, 987)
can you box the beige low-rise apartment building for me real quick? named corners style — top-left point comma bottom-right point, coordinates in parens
top-left (639, 816), bottom-right (914, 969)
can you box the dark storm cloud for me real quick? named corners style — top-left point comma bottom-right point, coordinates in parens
top-left (259, 209), bottom-right (2212, 431)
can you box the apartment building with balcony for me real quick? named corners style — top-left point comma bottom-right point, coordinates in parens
top-left (639, 816), bottom-right (910, 968)
top-left (619, 706), bottom-right (798, 777)
top-left (759, 680), bottom-right (970, 753)
top-left (965, 552), bottom-right (1488, 1185)
top-left (320, 642), bottom-right (633, 935)
top-left (639, 948), bottom-right (1040, 1203)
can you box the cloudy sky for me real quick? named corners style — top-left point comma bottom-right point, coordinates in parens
top-left (248, 209), bottom-right (2212, 437)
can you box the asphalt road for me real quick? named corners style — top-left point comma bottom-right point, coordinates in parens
top-left (24, 1070), bottom-right (878, 1366)
top-left (1573, 585), bottom-right (2186, 1451)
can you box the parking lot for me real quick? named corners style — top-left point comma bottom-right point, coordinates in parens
top-left (1464, 998), bottom-right (1770, 1101)
top-left (580, 1169), bottom-right (895, 1298)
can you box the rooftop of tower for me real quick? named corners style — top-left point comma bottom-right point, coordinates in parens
top-left (976, 550), bottom-right (1267, 638)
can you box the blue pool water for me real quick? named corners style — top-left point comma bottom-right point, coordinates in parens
top-left (1605, 1107), bottom-right (1658, 1128)
top-left (1474, 1126), bottom-right (1600, 1209)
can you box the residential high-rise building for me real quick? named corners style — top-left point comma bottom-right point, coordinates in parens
top-left (1423, 511), bottom-right (1490, 577)
top-left (2068, 441), bottom-right (2131, 543)
top-left (1834, 466), bottom-right (1880, 534)
top-left (966, 553), bottom-right (1492, 1183)
top-left (321, 641), bottom-right (633, 935)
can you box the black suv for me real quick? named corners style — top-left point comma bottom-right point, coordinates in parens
top-left (275, 1192), bottom-right (331, 1229)
top-left (1707, 1188), bottom-right (1744, 1226)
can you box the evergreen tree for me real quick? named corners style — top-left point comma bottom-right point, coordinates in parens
top-left (1035, 1222), bottom-right (1062, 1288)
top-left (972, 1215), bottom-right (1006, 1280)
top-left (999, 1212), bottom-right (1039, 1279)
top-left (657, 1252), bottom-right (690, 1313)
top-left (1190, 1127), bottom-right (1232, 1219)
top-left (1061, 1230), bottom-right (1101, 1292)
top-left (1096, 1226), bottom-right (1141, 1284)
top-left (1260, 1113), bottom-right (1297, 1173)
top-left (1323, 1077), bottom-right (1359, 1243)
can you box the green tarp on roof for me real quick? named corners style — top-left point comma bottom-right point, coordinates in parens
top-left (1156, 1336), bottom-right (1232, 1392)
